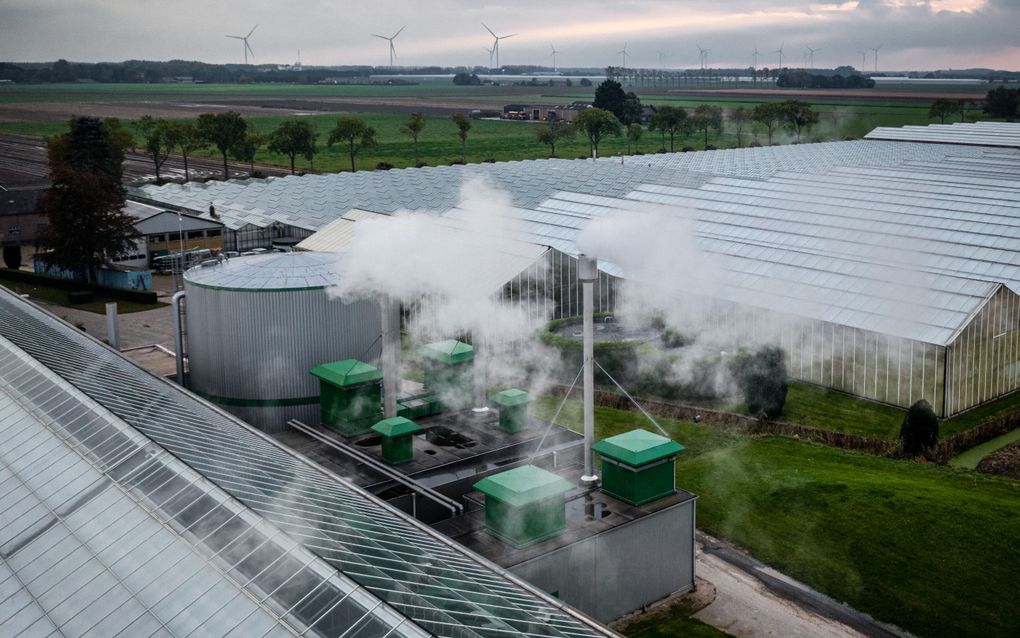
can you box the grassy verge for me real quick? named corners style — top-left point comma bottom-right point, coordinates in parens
top-left (779, 381), bottom-right (905, 439)
top-left (534, 397), bottom-right (1020, 638)
top-left (625, 616), bottom-right (732, 638)
top-left (1, 280), bottom-right (166, 314)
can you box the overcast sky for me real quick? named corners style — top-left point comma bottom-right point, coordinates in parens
top-left (1, 0), bottom-right (1017, 71)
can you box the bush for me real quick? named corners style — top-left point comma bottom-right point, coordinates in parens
top-left (682, 146), bottom-right (696, 152)
top-left (3, 245), bottom-right (21, 270)
top-left (900, 399), bottom-right (939, 455)
top-left (730, 346), bottom-right (788, 419)
top-left (375, 162), bottom-right (394, 170)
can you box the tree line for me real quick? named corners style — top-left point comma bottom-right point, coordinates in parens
top-left (927, 87), bottom-right (1019, 124)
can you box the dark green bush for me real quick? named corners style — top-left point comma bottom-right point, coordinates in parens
top-left (730, 345), bottom-right (788, 419)
top-left (68, 290), bottom-right (94, 304)
top-left (900, 399), bottom-right (939, 455)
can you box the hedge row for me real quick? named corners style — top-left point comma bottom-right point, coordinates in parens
top-left (0, 268), bottom-right (158, 304)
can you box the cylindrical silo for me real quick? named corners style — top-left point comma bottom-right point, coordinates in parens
top-left (183, 252), bottom-right (381, 432)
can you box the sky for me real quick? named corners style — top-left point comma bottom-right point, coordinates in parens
top-left (1, 0), bottom-right (1018, 71)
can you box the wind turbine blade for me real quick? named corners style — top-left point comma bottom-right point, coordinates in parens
top-left (504, 33), bottom-right (518, 39)
top-left (482, 23), bottom-right (497, 38)
top-left (246, 42), bottom-right (255, 58)
top-left (247, 24), bottom-right (258, 38)
top-left (392, 26), bottom-right (406, 39)
top-left (226, 35), bottom-right (243, 40)
top-left (371, 34), bottom-right (388, 40)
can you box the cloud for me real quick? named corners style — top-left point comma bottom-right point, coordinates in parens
top-left (0, 0), bottom-right (1016, 70)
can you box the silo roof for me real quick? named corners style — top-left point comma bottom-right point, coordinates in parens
top-left (184, 251), bottom-right (341, 291)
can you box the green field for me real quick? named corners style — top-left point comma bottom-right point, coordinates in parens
top-left (533, 397), bottom-right (1020, 638)
top-left (0, 82), bottom-right (972, 171)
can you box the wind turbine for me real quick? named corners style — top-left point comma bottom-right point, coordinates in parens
top-left (226, 24), bottom-right (258, 65)
top-left (484, 46), bottom-right (494, 68)
top-left (696, 45), bottom-right (709, 70)
top-left (871, 44), bottom-right (882, 72)
top-left (858, 49), bottom-right (868, 71)
top-left (371, 26), bottom-right (405, 67)
top-left (774, 42), bottom-right (785, 70)
top-left (550, 44), bottom-right (560, 72)
top-left (806, 46), bottom-right (820, 69)
top-left (752, 46), bottom-right (759, 71)
top-left (482, 24), bottom-right (516, 69)
top-left (617, 43), bottom-right (629, 70)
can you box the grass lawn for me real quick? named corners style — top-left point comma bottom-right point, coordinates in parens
top-left (780, 381), bottom-right (905, 439)
top-left (625, 615), bottom-right (733, 638)
top-left (534, 397), bottom-right (1020, 638)
top-left (1, 280), bottom-right (166, 314)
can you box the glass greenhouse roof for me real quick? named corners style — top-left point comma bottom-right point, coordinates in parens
top-left (0, 288), bottom-right (617, 638)
top-left (865, 122), bottom-right (1020, 148)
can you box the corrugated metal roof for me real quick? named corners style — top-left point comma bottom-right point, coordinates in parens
top-left (184, 251), bottom-right (342, 291)
top-left (0, 287), bottom-right (619, 638)
top-left (296, 210), bottom-right (389, 253)
top-left (865, 122), bottom-right (1020, 148)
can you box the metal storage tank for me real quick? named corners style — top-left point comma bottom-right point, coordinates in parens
top-left (183, 252), bottom-right (381, 432)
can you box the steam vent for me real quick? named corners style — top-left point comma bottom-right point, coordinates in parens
top-left (420, 339), bottom-right (474, 411)
top-left (473, 465), bottom-right (574, 547)
top-left (592, 429), bottom-right (685, 506)
top-left (371, 416), bottom-right (424, 465)
top-left (310, 359), bottom-right (383, 436)
top-left (490, 388), bottom-right (533, 433)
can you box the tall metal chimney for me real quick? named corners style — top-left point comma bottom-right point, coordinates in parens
top-left (472, 334), bottom-right (489, 413)
top-left (381, 297), bottom-right (401, 418)
top-left (578, 254), bottom-right (599, 487)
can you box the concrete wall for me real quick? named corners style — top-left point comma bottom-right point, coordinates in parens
top-left (510, 499), bottom-right (696, 623)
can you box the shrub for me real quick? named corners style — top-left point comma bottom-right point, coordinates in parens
top-left (900, 399), bottom-right (939, 455)
top-left (730, 346), bottom-right (788, 419)
top-left (3, 245), bottom-right (21, 269)
top-left (375, 162), bottom-right (394, 170)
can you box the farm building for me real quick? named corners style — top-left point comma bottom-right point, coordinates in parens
top-left (137, 123), bottom-right (1020, 417)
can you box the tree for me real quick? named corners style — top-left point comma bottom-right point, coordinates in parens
top-left (928, 98), bottom-right (960, 124)
top-left (231, 128), bottom-right (265, 175)
top-left (781, 100), bottom-right (820, 142)
top-left (136, 116), bottom-right (174, 182)
top-left (453, 72), bottom-right (481, 85)
top-left (626, 123), bottom-right (643, 154)
top-left (102, 118), bottom-right (135, 155)
top-left (731, 107), bottom-right (750, 148)
top-left (572, 108), bottom-right (622, 158)
top-left (166, 122), bottom-right (205, 182)
top-left (196, 111), bottom-right (248, 179)
top-left (648, 105), bottom-right (689, 152)
top-left (36, 117), bottom-right (137, 282)
top-left (691, 104), bottom-right (723, 149)
top-left (535, 120), bottom-right (574, 157)
top-left (752, 102), bottom-right (785, 145)
top-left (729, 346), bottom-right (788, 419)
top-left (900, 399), bottom-right (939, 456)
top-left (983, 86), bottom-right (1019, 121)
top-left (401, 113), bottom-right (427, 166)
top-left (451, 113), bottom-right (472, 162)
top-left (267, 120), bottom-right (318, 174)
top-left (328, 116), bottom-right (378, 172)
top-left (593, 79), bottom-right (642, 125)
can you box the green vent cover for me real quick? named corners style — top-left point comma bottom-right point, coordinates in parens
top-left (591, 429), bottom-right (685, 467)
top-left (474, 465), bottom-right (574, 547)
top-left (420, 340), bottom-right (474, 364)
top-left (593, 429), bottom-right (684, 506)
top-left (371, 417), bottom-right (424, 465)
top-left (310, 359), bottom-right (383, 388)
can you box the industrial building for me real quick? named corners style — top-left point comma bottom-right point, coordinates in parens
top-left (0, 285), bottom-right (623, 637)
top-left (137, 122), bottom-right (1020, 417)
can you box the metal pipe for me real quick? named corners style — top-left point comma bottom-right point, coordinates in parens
top-left (288, 419), bottom-right (463, 516)
top-left (578, 254), bottom-right (598, 487)
top-left (381, 297), bottom-right (400, 418)
top-left (104, 302), bottom-right (119, 350)
top-left (171, 291), bottom-right (186, 387)
top-left (472, 334), bottom-right (489, 413)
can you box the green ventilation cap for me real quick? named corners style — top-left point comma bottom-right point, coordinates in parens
top-left (420, 340), bottom-right (474, 364)
top-left (473, 465), bottom-right (574, 508)
top-left (310, 359), bottom-right (383, 387)
top-left (490, 388), bottom-right (532, 407)
top-left (371, 416), bottom-right (424, 438)
top-left (592, 429), bottom-right (685, 467)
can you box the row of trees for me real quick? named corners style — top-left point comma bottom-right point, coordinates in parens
top-left (537, 99), bottom-right (821, 159)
